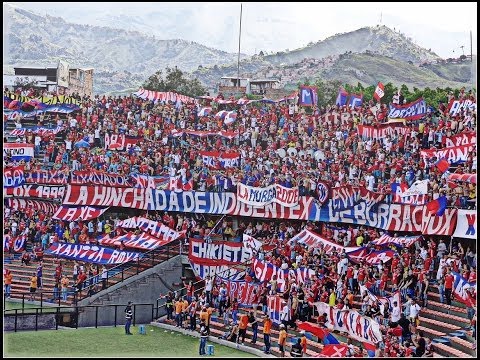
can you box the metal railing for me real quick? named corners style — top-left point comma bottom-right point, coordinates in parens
top-left (4, 302), bottom-right (155, 332)
top-left (4, 240), bottom-right (182, 310)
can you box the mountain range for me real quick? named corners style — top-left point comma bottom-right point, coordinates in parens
top-left (3, 4), bottom-right (476, 95)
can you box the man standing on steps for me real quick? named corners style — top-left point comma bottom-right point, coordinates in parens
top-left (237, 312), bottom-right (249, 345)
top-left (248, 310), bottom-right (258, 344)
top-left (199, 320), bottom-right (209, 355)
top-left (444, 268), bottom-right (454, 310)
top-left (278, 323), bottom-right (288, 357)
top-left (263, 314), bottom-right (272, 354)
top-left (125, 301), bottom-right (133, 335)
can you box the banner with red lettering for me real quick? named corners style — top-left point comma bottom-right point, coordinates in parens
top-left (357, 123), bottom-right (408, 139)
top-left (52, 206), bottom-right (109, 221)
top-left (4, 184), bottom-right (65, 200)
top-left (104, 134), bottom-right (142, 151)
top-left (116, 216), bottom-right (181, 242)
top-left (129, 174), bottom-right (170, 189)
top-left (189, 239), bottom-right (254, 266)
top-left (445, 131), bottom-right (476, 148)
top-left (133, 88), bottom-right (196, 104)
top-left (6, 198), bottom-right (59, 214)
top-left (453, 209), bottom-right (476, 239)
top-left (267, 295), bottom-right (286, 324)
top-left (420, 209), bottom-right (457, 235)
top-left (71, 170), bottom-right (131, 187)
top-left (199, 151), bottom-right (240, 169)
top-left (23, 170), bottom-right (69, 185)
top-left (45, 242), bottom-right (143, 265)
top-left (371, 234), bottom-right (421, 248)
top-left (3, 166), bottom-right (25, 187)
top-left (420, 143), bottom-right (476, 164)
top-left (3, 234), bottom-right (27, 252)
top-left (98, 231), bottom-right (176, 251)
top-left (189, 262), bottom-right (246, 281)
top-left (237, 183), bottom-right (299, 208)
top-left (312, 301), bottom-right (383, 344)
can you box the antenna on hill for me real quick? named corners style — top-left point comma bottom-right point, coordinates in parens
top-left (460, 45), bottom-right (465, 56)
top-left (379, 12), bottom-right (382, 25)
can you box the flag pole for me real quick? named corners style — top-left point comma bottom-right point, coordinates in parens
top-left (237, 3), bottom-right (243, 90)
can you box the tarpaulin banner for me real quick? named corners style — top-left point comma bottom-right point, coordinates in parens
top-left (420, 143), bottom-right (476, 164)
top-left (3, 235), bottom-right (27, 253)
top-left (4, 184), bottom-right (65, 200)
top-left (6, 198), bottom-right (59, 213)
top-left (388, 98), bottom-right (427, 120)
top-left (104, 134), bottom-right (142, 151)
top-left (445, 131), bottom-right (476, 148)
top-left (129, 174), bottom-right (170, 189)
top-left (451, 271), bottom-right (476, 307)
top-left (220, 279), bottom-right (260, 307)
top-left (251, 258), bottom-right (316, 292)
top-left (267, 295), bottom-right (286, 324)
top-left (371, 234), bottom-right (421, 248)
top-left (312, 301), bottom-right (383, 344)
top-left (71, 170), bottom-right (132, 187)
top-left (242, 234), bottom-right (262, 258)
top-left (421, 208), bottom-right (457, 235)
top-left (330, 185), bottom-right (385, 212)
top-left (45, 242), bottom-right (143, 265)
top-left (3, 166), bottom-right (25, 187)
top-left (288, 229), bottom-right (360, 253)
top-left (62, 186), bottom-right (460, 234)
top-left (98, 231), bottom-right (176, 251)
top-left (189, 239), bottom-right (254, 266)
top-left (4, 92), bottom-right (81, 105)
top-left (359, 284), bottom-right (401, 316)
top-left (357, 123), bottom-right (409, 139)
top-left (189, 262), bottom-right (246, 281)
top-left (447, 173), bottom-right (477, 184)
top-left (199, 151), bottom-right (240, 169)
top-left (448, 99), bottom-right (476, 116)
top-left (3, 143), bottom-right (34, 161)
top-left (116, 216), bottom-right (181, 242)
top-left (52, 206), bottom-right (109, 221)
top-left (133, 88), bottom-right (196, 104)
top-left (170, 129), bottom-right (238, 140)
top-left (10, 125), bottom-right (66, 136)
top-left (237, 183), bottom-right (300, 208)
top-left (453, 209), bottom-right (476, 239)
top-left (24, 170), bottom-right (69, 185)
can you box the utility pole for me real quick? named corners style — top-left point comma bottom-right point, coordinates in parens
top-left (470, 30), bottom-right (473, 63)
top-left (237, 3), bottom-right (243, 89)
top-left (460, 45), bottom-right (465, 56)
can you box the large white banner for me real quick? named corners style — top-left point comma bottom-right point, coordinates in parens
top-left (116, 216), bottom-right (181, 242)
top-left (453, 209), bottom-right (477, 239)
top-left (313, 301), bottom-right (383, 344)
top-left (288, 229), bottom-right (360, 253)
top-left (237, 183), bottom-right (299, 208)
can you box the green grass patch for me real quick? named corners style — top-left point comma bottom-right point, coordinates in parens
top-left (4, 325), bottom-right (258, 357)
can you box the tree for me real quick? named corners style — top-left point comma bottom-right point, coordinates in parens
top-left (142, 67), bottom-right (206, 98)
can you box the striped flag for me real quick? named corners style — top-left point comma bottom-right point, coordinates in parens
top-left (267, 295), bottom-right (285, 324)
top-left (435, 157), bottom-right (450, 173)
top-left (224, 111), bottom-right (237, 125)
top-left (373, 82), bottom-right (385, 102)
top-left (197, 107), bottom-right (212, 117)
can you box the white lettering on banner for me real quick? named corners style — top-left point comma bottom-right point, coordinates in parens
top-left (420, 143), bottom-right (476, 164)
top-left (357, 124), bottom-right (409, 139)
top-left (3, 168), bottom-right (25, 187)
top-left (314, 302), bottom-right (383, 344)
top-left (421, 209), bottom-right (457, 235)
top-left (445, 131), bottom-right (477, 148)
top-left (386, 204), bottom-right (424, 232)
top-left (388, 98), bottom-right (427, 120)
top-left (189, 239), bottom-right (250, 266)
top-left (189, 262), bottom-right (245, 281)
top-left (449, 99), bottom-right (477, 116)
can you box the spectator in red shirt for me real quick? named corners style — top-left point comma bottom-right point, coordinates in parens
top-left (444, 268), bottom-right (454, 307)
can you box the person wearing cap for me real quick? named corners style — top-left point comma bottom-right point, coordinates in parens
top-left (278, 323), bottom-right (288, 357)
top-left (263, 314), bottom-right (272, 354)
top-left (198, 320), bottom-right (209, 355)
top-left (124, 301), bottom-right (133, 335)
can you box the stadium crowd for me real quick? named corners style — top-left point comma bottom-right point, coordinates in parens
top-left (3, 86), bottom-right (477, 357)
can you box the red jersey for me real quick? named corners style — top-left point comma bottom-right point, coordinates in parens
top-left (444, 274), bottom-right (454, 289)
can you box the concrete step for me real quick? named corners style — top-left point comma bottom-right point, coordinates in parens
top-left (418, 316), bottom-right (461, 335)
top-left (445, 334), bottom-right (476, 356)
top-left (432, 341), bottom-right (474, 358)
top-left (420, 308), bottom-right (471, 328)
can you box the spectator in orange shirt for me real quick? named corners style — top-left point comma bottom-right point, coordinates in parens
top-left (299, 330), bottom-right (307, 355)
top-left (237, 312), bottom-right (249, 345)
top-left (278, 323), bottom-right (288, 357)
top-left (263, 314), bottom-right (273, 354)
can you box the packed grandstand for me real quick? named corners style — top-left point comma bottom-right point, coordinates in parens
top-left (3, 84), bottom-right (477, 357)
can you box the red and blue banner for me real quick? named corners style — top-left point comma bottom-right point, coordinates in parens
top-left (24, 170), bottom-right (69, 185)
top-left (45, 242), bottom-right (143, 265)
top-left (117, 216), bottom-right (181, 242)
top-left (388, 98), bottom-right (427, 120)
top-left (357, 123), bottom-right (408, 140)
top-left (199, 151), bottom-right (240, 169)
top-left (348, 93), bottom-right (363, 108)
top-left (129, 174), bottom-right (170, 189)
top-left (3, 143), bottom-right (34, 161)
top-left (299, 86), bottom-right (318, 107)
top-left (421, 143), bottom-right (476, 164)
top-left (371, 234), bottom-right (421, 248)
top-left (453, 209), bottom-right (476, 239)
top-left (237, 183), bottom-right (299, 208)
top-left (98, 231), bottom-right (176, 251)
top-left (52, 206), bottom-right (109, 221)
top-left (3, 167), bottom-right (25, 188)
top-left (267, 295), bottom-right (286, 324)
top-left (335, 88), bottom-right (348, 106)
top-left (71, 170), bottom-right (131, 187)
top-left (4, 184), bottom-right (65, 200)
top-left (445, 131), bottom-right (476, 148)
top-left (6, 198), bottom-right (59, 213)
top-left (219, 279), bottom-right (260, 307)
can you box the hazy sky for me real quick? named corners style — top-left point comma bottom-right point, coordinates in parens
top-left (9, 2), bottom-right (477, 58)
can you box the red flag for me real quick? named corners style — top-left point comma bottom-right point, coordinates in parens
top-left (317, 344), bottom-right (348, 357)
top-left (373, 82), bottom-right (385, 102)
top-left (435, 158), bottom-right (450, 173)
